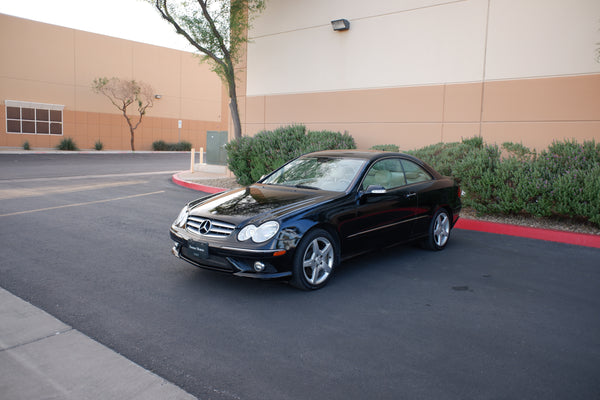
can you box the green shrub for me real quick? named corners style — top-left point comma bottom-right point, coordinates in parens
top-left (152, 140), bottom-right (167, 151)
top-left (304, 130), bottom-right (356, 153)
top-left (57, 138), bottom-right (78, 151)
top-left (171, 141), bottom-right (192, 151)
top-left (409, 137), bottom-right (600, 227)
top-left (94, 140), bottom-right (103, 151)
top-left (370, 144), bottom-right (399, 152)
top-left (502, 142), bottom-right (536, 160)
top-left (534, 139), bottom-right (600, 225)
top-left (225, 125), bottom-right (356, 185)
top-left (225, 132), bottom-right (600, 226)
top-left (23, 141), bottom-right (30, 150)
top-left (247, 125), bottom-right (306, 182)
top-left (407, 137), bottom-right (487, 178)
top-left (152, 140), bottom-right (192, 151)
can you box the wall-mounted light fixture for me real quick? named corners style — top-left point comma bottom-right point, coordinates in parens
top-left (331, 19), bottom-right (350, 31)
top-left (154, 94), bottom-right (162, 99)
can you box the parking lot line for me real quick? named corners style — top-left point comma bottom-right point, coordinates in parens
top-left (0, 180), bottom-right (149, 200)
top-left (0, 191), bottom-right (165, 218)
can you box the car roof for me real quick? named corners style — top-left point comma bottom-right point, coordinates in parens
top-left (302, 150), bottom-right (442, 178)
top-left (303, 149), bottom-right (417, 162)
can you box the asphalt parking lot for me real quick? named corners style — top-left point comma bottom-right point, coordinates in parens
top-left (1, 153), bottom-right (599, 400)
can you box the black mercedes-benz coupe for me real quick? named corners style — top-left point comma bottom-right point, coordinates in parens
top-left (170, 150), bottom-right (461, 290)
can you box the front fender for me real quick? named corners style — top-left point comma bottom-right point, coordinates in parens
top-left (275, 218), bottom-right (320, 251)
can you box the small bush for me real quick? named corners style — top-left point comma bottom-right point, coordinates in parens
top-left (226, 125), bottom-right (356, 185)
top-left (152, 140), bottom-right (167, 151)
top-left (94, 140), bottom-right (103, 151)
top-left (57, 138), bottom-right (78, 151)
top-left (23, 141), bottom-right (30, 150)
top-left (370, 144), bottom-right (399, 152)
top-left (152, 140), bottom-right (192, 151)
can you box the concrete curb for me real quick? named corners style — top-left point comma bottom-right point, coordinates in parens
top-left (0, 287), bottom-right (196, 400)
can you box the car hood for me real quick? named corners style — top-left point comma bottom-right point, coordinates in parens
top-left (189, 184), bottom-right (339, 224)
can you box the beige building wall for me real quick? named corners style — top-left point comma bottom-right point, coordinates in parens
top-left (0, 14), bottom-right (228, 150)
top-left (243, 0), bottom-right (600, 150)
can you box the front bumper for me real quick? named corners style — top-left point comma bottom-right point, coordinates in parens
top-left (170, 229), bottom-right (293, 280)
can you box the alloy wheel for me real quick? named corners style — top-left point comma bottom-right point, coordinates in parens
top-left (302, 237), bottom-right (334, 286)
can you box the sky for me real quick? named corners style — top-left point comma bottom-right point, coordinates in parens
top-left (0, 0), bottom-right (195, 52)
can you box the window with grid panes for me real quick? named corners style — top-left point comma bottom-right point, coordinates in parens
top-left (5, 100), bottom-right (63, 135)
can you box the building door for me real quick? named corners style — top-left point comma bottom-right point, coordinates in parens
top-left (206, 131), bottom-right (228, 165)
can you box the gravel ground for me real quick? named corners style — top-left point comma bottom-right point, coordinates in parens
top-left (188, 177), bottom-right (600, 236)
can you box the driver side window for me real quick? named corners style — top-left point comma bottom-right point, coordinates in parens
top-left (362, 158), bottom-right (406, 190)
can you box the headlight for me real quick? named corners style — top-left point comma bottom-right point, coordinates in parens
top-left (238, 221), bottom-right (280, 243)
top-left (173, 206), bottom-right (189, 227)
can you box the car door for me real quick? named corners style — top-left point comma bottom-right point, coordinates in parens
top-left (400, 158), bottom-right (435, 236)
top-left (340, 158), bottom-right (420, 251)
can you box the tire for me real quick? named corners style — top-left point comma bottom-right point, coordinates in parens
top-left (424, 209), bottom-right (451, 251)
top-left (290, 229), bottom-right (338, 290)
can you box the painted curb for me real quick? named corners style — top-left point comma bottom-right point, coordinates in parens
top-left (171, 172), bottom-right (600, 249)
top-left (172, 171), bottom-right (227, 194)
top-left (455, 218), bottom-right (600, 249)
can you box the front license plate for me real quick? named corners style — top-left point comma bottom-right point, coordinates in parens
top-left (188, 240), bottom-right (209, 259)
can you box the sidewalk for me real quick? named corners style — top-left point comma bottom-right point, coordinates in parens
top-left (0, 288), bottom-right (196, 400)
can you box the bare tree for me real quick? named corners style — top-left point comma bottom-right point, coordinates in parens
top-left (92, 77), bottom-right (154, 151)
top-left (147, 0), bottom-right (265, 140)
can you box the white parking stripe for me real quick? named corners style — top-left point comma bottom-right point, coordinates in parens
top-left (0, 170), bottom-right (180, 183)
top-left (0, 180), bottom-right (148, 200)
top-left (0, 191), bottom-right (165, 218)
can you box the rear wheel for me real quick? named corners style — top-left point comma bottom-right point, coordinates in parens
top-left (291, 229), bottom-right (338, 290)
top-left (424, 209), bottom-right (451, 250)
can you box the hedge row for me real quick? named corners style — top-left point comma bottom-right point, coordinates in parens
top-left (152, 140), bottom-right (192, 151)
top-left (407, 137), bottom-right (600, 227)
top-left (225, 125), bottom-right (356, 185)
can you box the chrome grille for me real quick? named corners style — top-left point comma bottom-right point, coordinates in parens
top-left (186, 216), bottom-right (236, 237)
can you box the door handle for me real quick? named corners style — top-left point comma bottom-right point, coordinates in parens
top-left (405, 192), bottom-right (417, 198)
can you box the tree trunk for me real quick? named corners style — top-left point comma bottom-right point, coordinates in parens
top-left (123, 110), bottom-right (135, 151)
top-left (227, 74), bottom-right (242, 140)
top-left (229, 99), bottom-right (242, 140)
top-left (130, 128), bottom-right (135, 152)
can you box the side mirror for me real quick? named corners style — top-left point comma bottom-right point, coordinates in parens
top-left (358, 185), bottom-right (386, 204)
top-left (365, 185), bottom-right (386, 194)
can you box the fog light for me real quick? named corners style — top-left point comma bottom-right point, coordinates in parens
top-left (253, 261), bottom-right (265, 272)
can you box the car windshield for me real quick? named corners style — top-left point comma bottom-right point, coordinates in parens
top-left (262, 157), bottom-right (366, 192)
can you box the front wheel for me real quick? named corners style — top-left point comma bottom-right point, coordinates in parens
top-left (424, 209), bottom-right (451, 250)
top-left (290, 229), bottom-right (338, 290)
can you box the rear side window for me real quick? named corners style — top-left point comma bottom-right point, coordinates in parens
top-left (401, 160), bottom-right (432, 184)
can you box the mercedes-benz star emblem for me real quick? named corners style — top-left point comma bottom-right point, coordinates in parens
top-left (199, 220), bottom-right (212, 235)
